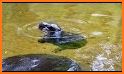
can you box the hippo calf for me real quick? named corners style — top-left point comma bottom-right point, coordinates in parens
top-left (2, 54), bottom-right (81, 71)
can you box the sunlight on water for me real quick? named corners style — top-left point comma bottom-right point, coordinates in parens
top-left (2, 3), bottom-right (122, 71)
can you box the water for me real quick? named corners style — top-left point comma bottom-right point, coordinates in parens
top-left (2, 3), bottom-right (122, 71)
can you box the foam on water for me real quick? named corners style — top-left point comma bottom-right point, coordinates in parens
top-left (100, 42), bottom-right (117, 55)
top-left (91, 42), bottom-right (120, 71)
top-left (91, 54), bottom-right (115, 71)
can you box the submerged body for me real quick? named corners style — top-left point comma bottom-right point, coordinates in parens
top-left (2, 54), bottom-right (81, 71)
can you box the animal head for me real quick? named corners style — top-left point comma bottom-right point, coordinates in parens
top-left (38, 22), bottom-right (47, 30)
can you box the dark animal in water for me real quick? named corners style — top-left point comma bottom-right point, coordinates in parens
top-left (39, 31), bottom-right (86, 44)
top-left (2, 54), bottom-right (81, 71)
top-left (38, 22), bottom-right (62, 43)
top-left (38, 22), bottom-right (86, 44)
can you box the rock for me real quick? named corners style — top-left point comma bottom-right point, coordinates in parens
top-left (2, 54), bottom-right (81, 71)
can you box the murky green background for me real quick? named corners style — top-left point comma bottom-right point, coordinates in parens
top-left (2, 3), bottom-right (122, 71)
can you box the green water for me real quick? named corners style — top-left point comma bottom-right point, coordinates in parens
top-left (2, 3), bottom-right (122, 71)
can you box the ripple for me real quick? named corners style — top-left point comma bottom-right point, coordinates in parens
top-left (16, 22), bottom-right (41, 39)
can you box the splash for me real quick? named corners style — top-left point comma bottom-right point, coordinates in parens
top-left (91, 54), bottom-right (115, 71)
top-left (91, 42), bottom-right (117, 71)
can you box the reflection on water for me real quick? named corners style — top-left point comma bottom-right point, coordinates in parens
top-left (2, 3), bottom-right (122, 71)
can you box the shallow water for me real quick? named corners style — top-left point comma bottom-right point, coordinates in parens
top-left (2, 3), bottom-right (122, 71)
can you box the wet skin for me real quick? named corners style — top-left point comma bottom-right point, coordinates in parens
top-left (2, 54), bottom-right (81, 71)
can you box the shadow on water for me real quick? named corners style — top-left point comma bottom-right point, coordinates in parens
top-left (38, 32), bottom-right (87, 53)
top-left (2, 54), bottom-right (81, 71)
top-left (54, 39), bottom-right (87, 53)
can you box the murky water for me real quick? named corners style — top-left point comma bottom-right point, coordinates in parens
top-left (2, 3), bottom-right (122, 71)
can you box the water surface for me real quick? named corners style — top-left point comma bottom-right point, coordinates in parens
top-left (2, 3), bottom-right (122, 71)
